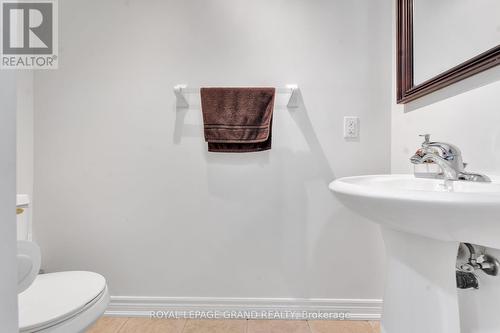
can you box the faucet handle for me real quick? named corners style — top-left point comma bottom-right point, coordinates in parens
top-left (419, 134), bottom-right (431, 144)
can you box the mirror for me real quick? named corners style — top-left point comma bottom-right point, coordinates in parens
top-left (414, 0), bottom-right (500, 85)
top-left (397, 0), bottom-right (500, 103)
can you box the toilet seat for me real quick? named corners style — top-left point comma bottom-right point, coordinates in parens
top-left (19, 271), bottom-right (109, 333)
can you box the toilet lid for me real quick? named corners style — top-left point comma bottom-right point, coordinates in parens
top-left (18, 271), bottom-right (106, 331)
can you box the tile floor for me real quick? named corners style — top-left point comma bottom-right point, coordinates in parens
top-left (87, 317), bottom-right (381, 333)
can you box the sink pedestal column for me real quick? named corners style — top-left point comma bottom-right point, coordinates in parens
top-left (380, 227), bottom-right (461, 333)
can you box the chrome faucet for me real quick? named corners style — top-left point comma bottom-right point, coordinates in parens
top-left (410, 134), bottom-right (490, 182)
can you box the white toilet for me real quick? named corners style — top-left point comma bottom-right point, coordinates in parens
top-left (17, 195), bottom-right (109, 332)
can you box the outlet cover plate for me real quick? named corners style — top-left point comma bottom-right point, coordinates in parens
top-left (344, 116), bottom-right (359, 139)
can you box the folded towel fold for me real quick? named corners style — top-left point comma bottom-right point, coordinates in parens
top-left (200, 87), bottom-right (276, 153)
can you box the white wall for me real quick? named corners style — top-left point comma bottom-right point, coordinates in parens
top-left (0, 72), bottom-right (20, 332)
top-left (33, 0), bottom-right (391, 303)
top-left (17, 72), bottom-right (34, 200)
top-left (391, 3), bottom-right (500, 331)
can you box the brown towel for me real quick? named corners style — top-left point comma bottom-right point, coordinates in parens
top-left (200, 87), bottom-right (276, 153)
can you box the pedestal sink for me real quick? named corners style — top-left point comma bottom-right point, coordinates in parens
top-left (329, 174), bottom-right (500, 333)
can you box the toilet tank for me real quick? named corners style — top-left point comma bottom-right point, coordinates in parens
top-left (16, 194), bottom-right (31, 241)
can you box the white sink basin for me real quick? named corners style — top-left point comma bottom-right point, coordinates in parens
top-left (329, 174), bottom-right (500, 333)
top-left (330, 174), bottom-right (500, 248)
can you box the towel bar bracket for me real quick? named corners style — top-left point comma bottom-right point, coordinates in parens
top-left (285, 84), bottom-right (299, 108)
top-left (173, 84), bottom-right (300, 109)
top-left (173, 84), bottom-right (189, 108)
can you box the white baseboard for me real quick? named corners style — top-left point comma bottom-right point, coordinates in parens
top-left (105, 296), bottom-right (382, 321)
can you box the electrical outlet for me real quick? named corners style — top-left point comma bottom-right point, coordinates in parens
top-left (344, 116), bottom-right (359, 139)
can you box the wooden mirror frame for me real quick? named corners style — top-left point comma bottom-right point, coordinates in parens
top-left (397, 0), bottom-right (500, 104)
